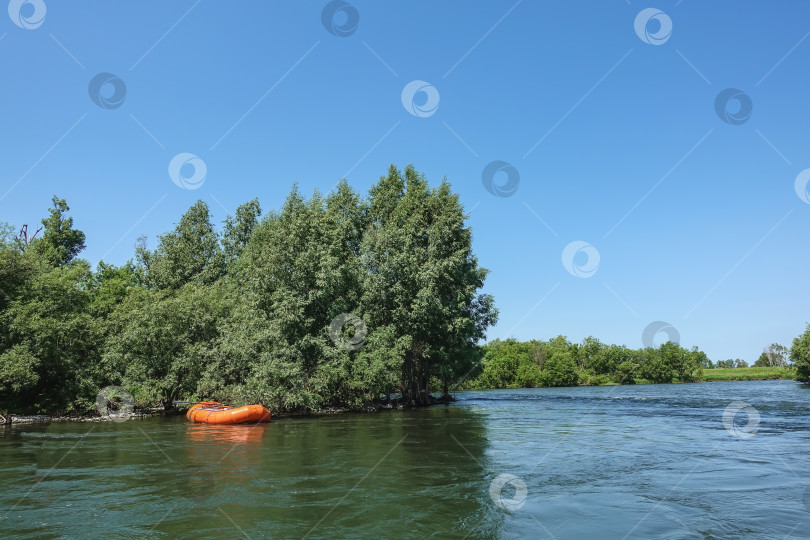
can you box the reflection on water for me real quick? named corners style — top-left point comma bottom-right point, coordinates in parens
top-left (1, 381), bottom-right (810, 538)
top-left (185, 423), bottom-right (268, 445)
top-left (182, 424), bottom-right (268, 507)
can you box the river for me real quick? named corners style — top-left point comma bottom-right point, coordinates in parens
top-left (1, 380), bottom-right (809, 538)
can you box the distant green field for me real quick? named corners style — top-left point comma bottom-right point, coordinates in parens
top-left (701, 366), bottom-right (795, 381)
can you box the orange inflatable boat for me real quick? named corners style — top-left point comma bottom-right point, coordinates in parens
top-left (186, 401), bottom-right (271, 425)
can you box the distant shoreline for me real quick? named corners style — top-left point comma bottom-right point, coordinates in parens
top-left (698, 366), bottom-right (794, 382)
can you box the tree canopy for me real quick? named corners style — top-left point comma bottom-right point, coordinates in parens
top-left (466, 336), bottom-right (707, 389)
top-left (2, 167), bottom-right (807, 416)
top-left (791, 325), bottom-right (810, 382)
top-left (0, 166), bottom-right (498, 414)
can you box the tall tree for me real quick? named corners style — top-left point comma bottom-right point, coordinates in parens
top-left (0, 222), bottom-right (15, 249)
top-left (102, 283), bottom-right (230, 410)
top-left (0, 262), bottom-right (98, 412)
top-left (763, 343), bottom-right (788, 367)
top-left (30, 196), bottom-right (86, 266)
top-left (239, 186), bottom-right (357, 411)
top-left (361, 165), bottom-right (497, 405)
top-left (138, 200), bottom-right (223, 290)
top-left (222, 198), bottom-right (261, 266)
top-left (791, 324), bottom-right (810, 382)
top-left (89, 261), bottom-right (141, 317)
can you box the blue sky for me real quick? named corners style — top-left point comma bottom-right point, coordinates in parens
top-left (1, 0), bottom-right (808, 362)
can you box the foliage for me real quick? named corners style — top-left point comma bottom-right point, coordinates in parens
top-left (0, 168), bottom-right (499, 415)
top-left (0, 222), bottom-right (15, 249)
top-left (791, 324), bottom-right (810, 382)
top-left (4, 175), bottom-right (801, 416)
top-left (754, 353), bottom-right (769, 368)
top-left (137, 200), bottom-right (224, 290)
top-left (716, 358), bottom-right (748, 369)
top-left (102, 283), bottom-right (232, 409)
top-left (470, 339), bottom-right (543, 389)
top-left (30, 196), bottom-right (86, 266)
top-left (222, 198), bottom-right (261, 267)
top-left (540, 352), bottom-right (579, 387)
top-left (358, 166), bottom-right (497, 404)
top-left (465, 336), bottom-right (707, 389)
top-left (754, 343), bottom-right (789, 367)
top-left (0, 258), bottom-right (99, 413)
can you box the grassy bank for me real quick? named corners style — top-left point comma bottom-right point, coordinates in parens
top-left (700, 366), bottom-right (795, 381)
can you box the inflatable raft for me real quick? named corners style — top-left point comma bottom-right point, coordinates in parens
top-left (186, 401), bottom-right (271, 425)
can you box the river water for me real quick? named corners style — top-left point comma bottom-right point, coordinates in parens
top-left (1, 380), bottom-right (809, 539)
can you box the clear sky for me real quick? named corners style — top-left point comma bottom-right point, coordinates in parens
top-left (1, 1), bottom-right (808, 363)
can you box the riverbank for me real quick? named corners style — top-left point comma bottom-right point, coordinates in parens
top-left (3, 374), bottom-right (796, 425)
top-left (4, 374), bottom-right (797, 425)
top-left (4, 410), bottom-right (163, 425)
top-left (1, 394), bottom-right (457, 425)
top-left (699, 366), bottom-right (794, 381)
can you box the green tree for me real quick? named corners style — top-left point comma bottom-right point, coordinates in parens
top-left (655, 342), bottom-right (702, 382)
top-left (615, 360), bottom-right (638, 384)
top-left (0, 261), bottom-right (98, 413)
top-left (471, 339), bottom-right (541, 388)
top-left (638, 348), bottom-right (671, 383)
top-left (0, 345), bottom-right (40, 398)
top-left (791, 324), bottom-right (810, 382)
top-left (30, 196), bottom-right (86, 266)
top-left (0, 222), bottom-right (16, 250)
top-left (89, 261), bottom-right (141, 317)
top-left (360, 166), bottom-right (497, 405)
top-left (238, 184), bottom-right (375, 411)
top-left (102, 283), bottom-right (231, 410)
top-left (691, 347), bottom-right (712, 369)
top-left (577, 336), bottom-right (605, 372)
top-left (138, 201), bottom-right (223, 290)
top-left (761, 343), bottom-right (788, 367)
top-left (222, 198), bottom-right (261, 267)
top-left (540, 351), bottom-right (579, 387)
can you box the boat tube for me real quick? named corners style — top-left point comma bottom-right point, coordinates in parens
top-left (186, 401), bottom-right (271, 424)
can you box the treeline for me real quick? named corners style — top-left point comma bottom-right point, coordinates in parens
top-left (714, 343), bottom-right (793, 369)
top-left (3, 164), bottom-right (810, 416)
top-left (465, 326), bottom-right (810, 389)
top-left (464, 337), bottom-right (710, 388)
top-left (0, 165), bottom-right (497, 415)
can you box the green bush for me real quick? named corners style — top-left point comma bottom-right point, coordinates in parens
top-left (540, 352), bottom-right (579, 387)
